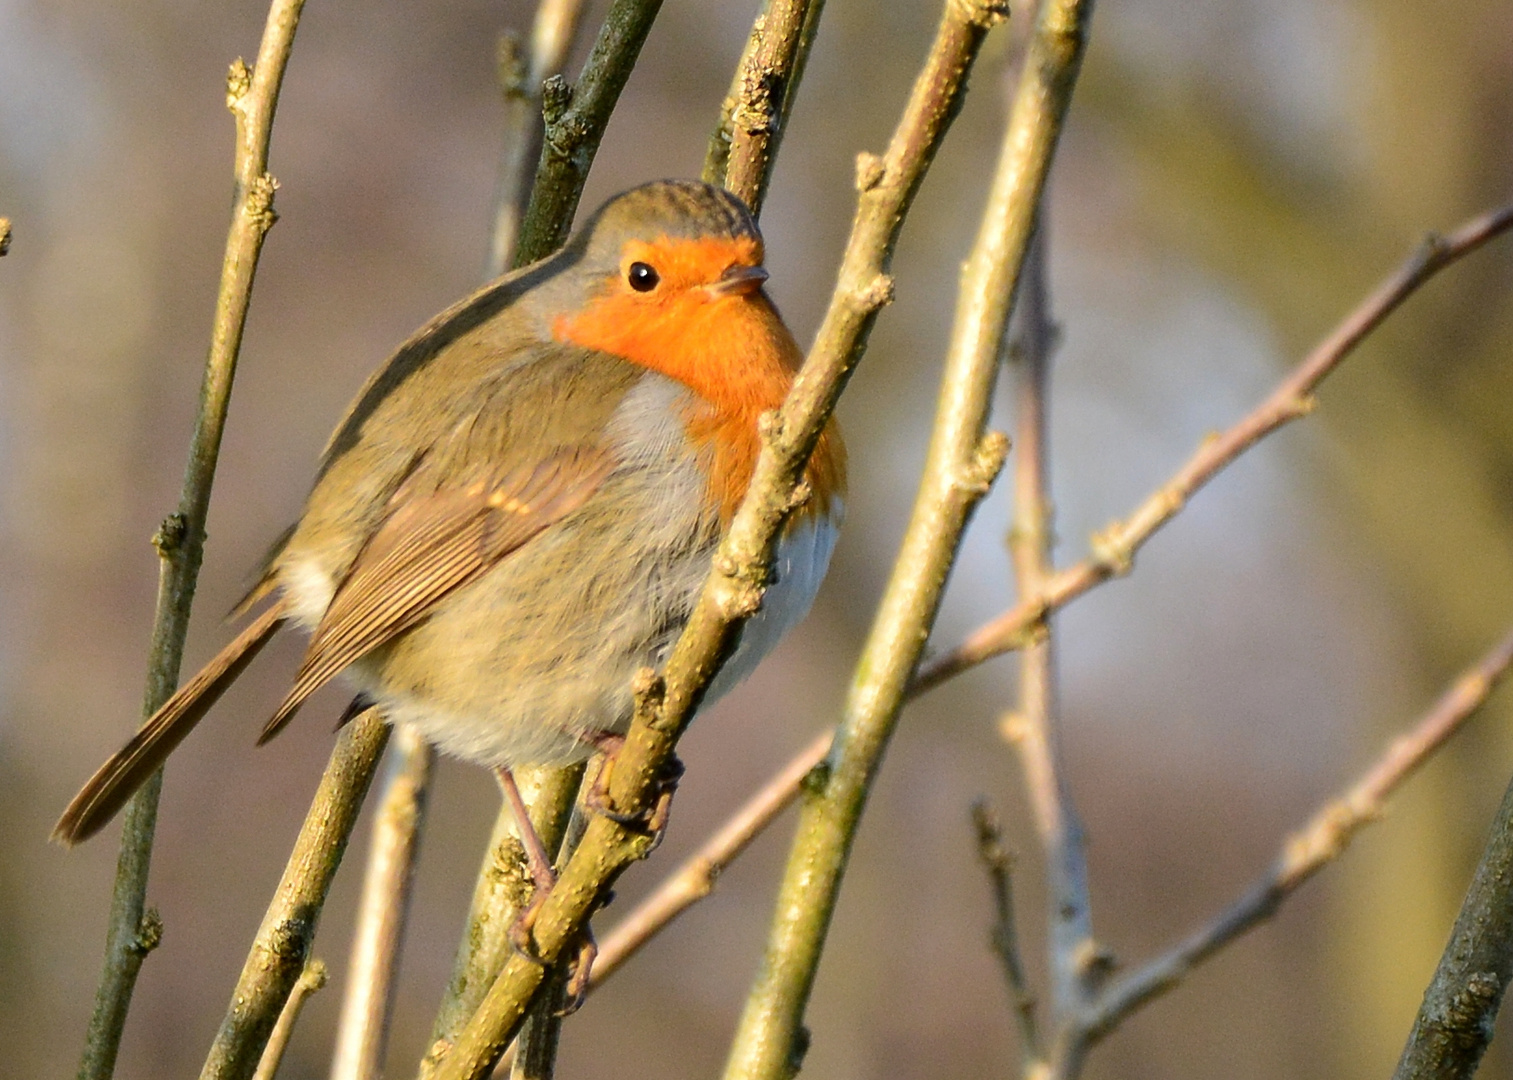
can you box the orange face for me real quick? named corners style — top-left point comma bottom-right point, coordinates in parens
top-left (554, 233), bottom-right (845, 524)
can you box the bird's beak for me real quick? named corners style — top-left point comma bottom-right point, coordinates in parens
top-left (706, 263), bottom-right (769, 298)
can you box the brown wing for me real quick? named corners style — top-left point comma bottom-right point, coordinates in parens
top-left (258, 446), bottom-right (615, 742)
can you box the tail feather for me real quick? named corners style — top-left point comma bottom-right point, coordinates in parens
top-left (53, 604), bottom-right (287, 846)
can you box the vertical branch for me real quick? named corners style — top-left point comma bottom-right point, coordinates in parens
top-left (512, 0), bottom-right (664, 265)
top-left (486, 0), bottom-right (589, 278)
top-left (199, 711), bottom-right (390, 1080)
top-left (1005, 224), bottom-right (1099, 1032)
top-left (702, 0), bottom-right (825, 215)
top-left (329, 724), bottom-right (434, 1080)
top-left (972, 801), bottom-right (1040, 1064)
top-left (76, 4), bottom-right (306, 1078)
top-left (419, 767), bottom-right (581, 1080)
top-left (722, 0), bottom-right (1099, 1073)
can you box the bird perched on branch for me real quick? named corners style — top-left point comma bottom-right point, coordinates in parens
top-left (55, 179), bottom-right (846, 876)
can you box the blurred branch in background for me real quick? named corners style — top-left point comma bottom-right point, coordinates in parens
top-left (487, 0), bottom-right (589, 279)
top-left (74, 3), bottom-right (307, 1078)
top-left (1053, 625), bottom-right (1513, 1077)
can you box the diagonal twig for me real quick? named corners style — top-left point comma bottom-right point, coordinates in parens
top-left (915, 201), bottom-right (1513, 694)
top-left (1060, 626), bottom-right (1513, 1073)
top-left (75, 4), bottom-right (306, 1077)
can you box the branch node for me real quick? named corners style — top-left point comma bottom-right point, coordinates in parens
top-left (1088, 523), bottom-right (1134, 578)
top-left (152, 513), bottom-right (188, 558)
top-left (244, 173), bottom-right (280, 233)
top-left (0, 217), bottom-right (11, 256)
top-left (132, 908), bottom-right (164, 957)
top-left (854, 151), bottom-right (886, 192)
top-left (225, 58), bottom-right (252, 109)
top-left (540, 74), bottom-right (572, 126)
top-left (952, 0), bottom-right (1013, 28)
top-left (962, 430), bottom-right (1010, 492)
top-left (854, 272), bottom-right (896, 312)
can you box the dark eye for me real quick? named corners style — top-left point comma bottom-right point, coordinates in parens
top-left (627, 261), bottom-right (660, 292)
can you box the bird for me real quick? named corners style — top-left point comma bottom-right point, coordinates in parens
top-left (55, 179), bottom-right (846, 871)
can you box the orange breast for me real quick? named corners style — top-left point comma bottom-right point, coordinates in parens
top-left (554, 269), bottom-right (844, 525)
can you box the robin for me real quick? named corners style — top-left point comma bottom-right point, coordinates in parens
top-left (55, 179), bottom-right (846, 879)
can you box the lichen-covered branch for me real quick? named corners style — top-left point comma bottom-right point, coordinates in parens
top-left (75, 4), bottom-right (306, 1077)
top-left (1393, 732), bottom-right (1513, 1080)
top-left (1058, 626), bottom-right (1513, 1074)
top-left (916, 200), bottom-right (1513, 693)
top-left (199, 711), bottom-right (390, 1080)
top-left (512, 0), bottom-right (663, 265)
top-left (330, 724), bottom-right (433, 1080)
top-left (703, 0), bottom-right (825, 215)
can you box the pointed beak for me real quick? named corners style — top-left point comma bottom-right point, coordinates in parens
top-left (706, 263), bottom-right (769, 298)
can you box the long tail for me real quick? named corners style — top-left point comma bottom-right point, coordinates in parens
top-left (53, 603), bottom-right (288, 846)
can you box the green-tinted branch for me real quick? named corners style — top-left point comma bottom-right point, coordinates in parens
top-left (512, 0), bottom-right (663, 265)
top-left (75, 4), bottom-right (306, 1077)
top-left (703, 0), bottom-right (825, 215)
top-left (722, 0), bottom-right (1092, 1072)
top-left (199, 712), bottom-right (390, 1080)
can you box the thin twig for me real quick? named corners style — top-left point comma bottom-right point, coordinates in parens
top-left (589, 730), bottom-right (831, 988)
top-left (972, 801), bottom-right (1040, 1061)
top-left (198, 711), bottom-right (390, 1080)
top-left (723, 0), bottom-right (1093, 1072)
top-left (486, 0), bottom-right (589, 278)
top-left (1393, 733), bottom-right (1513, 1078)
top-left (512, 0), bottom-right (663, 266)
top-left (252, 959), bottom-right (328, 1080)
top-left (330, 725), bottom-right (434, 1080)
top-left (915, 201), bottom-right (1513, 694)
top-left (428, 0), bottom-right (1013, 1071)
top-left (75, 4), bottom-right (306, 1077)
top-left (1005, 222), bottom-right (1096, 1032)
top-left (1058, 626), bottom-right (1513, 1071)
top-left (702, 0), bottom-right (824, 215)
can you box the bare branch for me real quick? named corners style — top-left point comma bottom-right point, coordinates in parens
top-left (916, 201), bottom-right (1513, 694)
top-left (330, 725), bottom-right (434, 1080)
top-left (722, 0), bottom-right (1090, 1072)
top-left (512, 0), bottom-right (663, 265)
top-left (972, 801), bottom-right (1040, 1062)
top-left (76, 4), bottom-right (307, 1076)
top-left (252, 960), bottom-right (327, 1080)
top-left (703, 0), bottom-right (825, 215)
top-left (1393, 747), bottom-right (1513, 1078)
top-left (1064, 626), bottom-right (1513, 1064)
top-left (199, 711), bottom-right (390, 1080)
top-left (486, 0), bottom-right (589, 277)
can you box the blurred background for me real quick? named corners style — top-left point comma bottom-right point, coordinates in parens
top-left (3, 0), bottom-right (1513, 1077)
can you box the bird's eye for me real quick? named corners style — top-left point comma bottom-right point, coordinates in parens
top-left (627, 262), bottom-right (660, 292)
